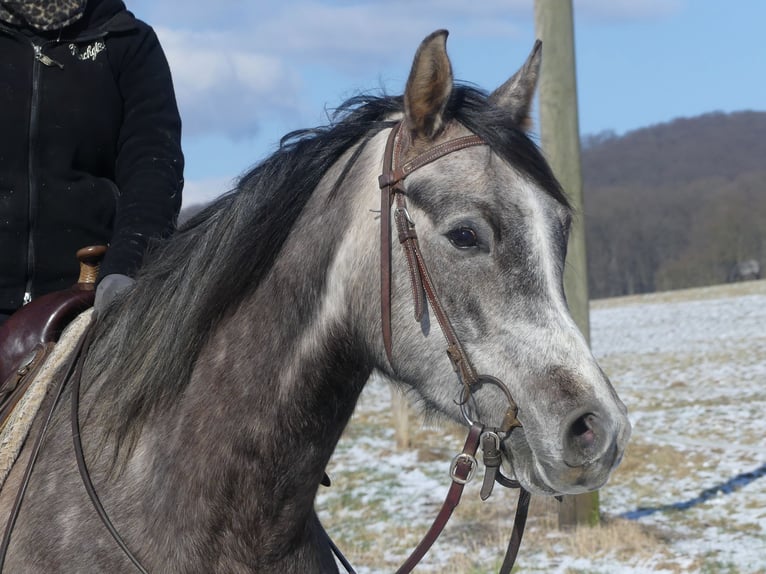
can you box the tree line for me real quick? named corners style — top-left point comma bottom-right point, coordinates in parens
top-left (581, 111), bottom-right (766, 299)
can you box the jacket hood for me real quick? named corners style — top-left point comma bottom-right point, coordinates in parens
top-left (66, 0), bottom-right (134, 36)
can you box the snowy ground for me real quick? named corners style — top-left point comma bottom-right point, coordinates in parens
top-left (317, 280), bottom-right (766, 573)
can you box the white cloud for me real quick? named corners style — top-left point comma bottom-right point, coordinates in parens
top-left (133, 0), bottom-right (532, 140)
top-left (124, 0), bottom-right (696, 195)
top-left (134, 0), bottom-right (683, 143)
top-left (155, 27), bottom-right (303, 138)
top-left (239, 1), bottom-right (528, 71)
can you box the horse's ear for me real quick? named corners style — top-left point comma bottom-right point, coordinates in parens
top-left (403, 30), bottom-right (453, 141)
top-left (489, 40), bottom-right (542, 131)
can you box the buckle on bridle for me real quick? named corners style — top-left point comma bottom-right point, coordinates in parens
top-left (395, 205), bottom-right (416, 226)
top-left (449, 452), bottom-right (477, 485)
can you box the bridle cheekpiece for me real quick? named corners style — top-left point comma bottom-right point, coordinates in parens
top-left (377, 121), bottom-right (530, 574)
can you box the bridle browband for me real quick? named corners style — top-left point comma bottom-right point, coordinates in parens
top-left (1, 122), bottom-right (533, 574)
top-left (377, 121), bottom-right (530, 574)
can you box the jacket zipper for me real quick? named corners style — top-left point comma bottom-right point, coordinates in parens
top-left (24, 43), bottom-right (63, 305)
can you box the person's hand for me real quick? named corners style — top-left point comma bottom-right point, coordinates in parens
top-left (94, 273), bottom-right (135, 315)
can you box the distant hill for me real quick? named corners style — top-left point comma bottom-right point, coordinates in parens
top-left (582, 111), bottom-right (766, 188)
top-left (581, 110), bottom-right (766, 298)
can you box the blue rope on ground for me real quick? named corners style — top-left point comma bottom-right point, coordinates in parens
top-left (620, 462), bottom-right (766, 520)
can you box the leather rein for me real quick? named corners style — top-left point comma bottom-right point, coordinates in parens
top-left (0, 320), bottom-right (150, 573)
top-left (0, 122), bottom-right (532, 574)
top-left (376, 122), bottom-right (531, 574)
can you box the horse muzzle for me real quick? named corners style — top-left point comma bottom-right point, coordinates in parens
top-left (502, 403), bottom-right (631, 496)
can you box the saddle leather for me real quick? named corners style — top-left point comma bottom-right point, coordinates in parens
top-left (0, 343), bottom-right (55, 434)
top-left (0, 245), bottom-right (105, 396)
top-left (0, 288), bottom-right (94, 388)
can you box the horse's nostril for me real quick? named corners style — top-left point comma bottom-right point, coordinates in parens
top-left (571, 413), bottom-right (597, 449)
top-left (562, 410), bottom-right (607, 467)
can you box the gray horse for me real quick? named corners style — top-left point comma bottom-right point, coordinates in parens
top-left (0, 30), bottom-right (630, 572)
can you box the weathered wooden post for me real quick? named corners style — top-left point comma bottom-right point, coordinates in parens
top-left (391, 388), bottom-right (411, 449)
top-left (534, 0), bottom-right (599, 527)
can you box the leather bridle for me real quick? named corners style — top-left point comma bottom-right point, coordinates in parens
top-left (377, 122), bottom-right (531, 574)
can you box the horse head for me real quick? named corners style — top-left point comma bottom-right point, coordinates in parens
top-left (367, 30), bottom-right (630, 496)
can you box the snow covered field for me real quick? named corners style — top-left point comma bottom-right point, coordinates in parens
top-left (317, 280), bottom-right (766, 573)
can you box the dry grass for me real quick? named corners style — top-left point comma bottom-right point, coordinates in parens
top-left (613, 441), bottom-right (708, 479)
top-left (557, 518), bottom-right (666, 561)
top-left (412, 513), bottom-right (672, 573)
top-left (320, 414), bottom-right (679, 572)
top-left (320, 397), bottom-right (756, 572)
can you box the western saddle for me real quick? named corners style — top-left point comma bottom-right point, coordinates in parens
top-left (0, 246), bottom-right (105, 427)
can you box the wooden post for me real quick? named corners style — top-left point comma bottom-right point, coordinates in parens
top-left (391, 387), bottom-right (411, 449)
top-left (534, 0), bottom-right (599, 527)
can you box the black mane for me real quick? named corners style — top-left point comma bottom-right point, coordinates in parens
top-left (89, 86), bottom-right (566, 449)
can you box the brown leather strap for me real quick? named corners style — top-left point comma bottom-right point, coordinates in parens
top-left (0, 320), bottom-right (92, 571)
top-left (379, 123), bottom-right (486, 386)
top-left (393, 189), bottom-right (479, 386)
top-left (376, 122), bottom-right (531, 574)
top-left (379, 123), bottom-right (400, 363)
top-left (0, 344), bottom-right (55, 433)
top-left (70, 326), bottom-right (150, 573)
top-left (395, 423), bottom-right (483, 574)
top-left (378, 133), bottom-right (486, 190)
top-left (499, 488), bottom-right (531, 574)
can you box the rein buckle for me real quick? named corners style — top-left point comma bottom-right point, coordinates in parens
top-left (449, 452), bottom-right (477, 485)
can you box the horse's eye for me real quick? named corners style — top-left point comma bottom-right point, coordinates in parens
top-left (446, 226), bottom-right (478, 249)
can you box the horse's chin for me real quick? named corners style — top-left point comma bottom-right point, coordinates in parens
top-left (501, 430), bottom-right (610, 497)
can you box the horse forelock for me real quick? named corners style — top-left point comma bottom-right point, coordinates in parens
top-left (85, 85), bottom-right (567, 454)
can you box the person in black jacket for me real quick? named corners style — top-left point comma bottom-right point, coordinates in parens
top-left (0, 0), bottom-right (184, 325)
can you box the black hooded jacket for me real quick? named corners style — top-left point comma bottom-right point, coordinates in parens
top-left (0, 0), bottom-right (183, 310)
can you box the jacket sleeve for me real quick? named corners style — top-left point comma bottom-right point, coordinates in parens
top-left (99, 23), bottom-right (184, 279)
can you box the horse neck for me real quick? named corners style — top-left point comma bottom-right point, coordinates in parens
top-left (130, 139), bottom-right (380, 564)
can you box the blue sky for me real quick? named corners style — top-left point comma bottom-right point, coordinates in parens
top-left (127, 0), bottom-right (766, 206)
